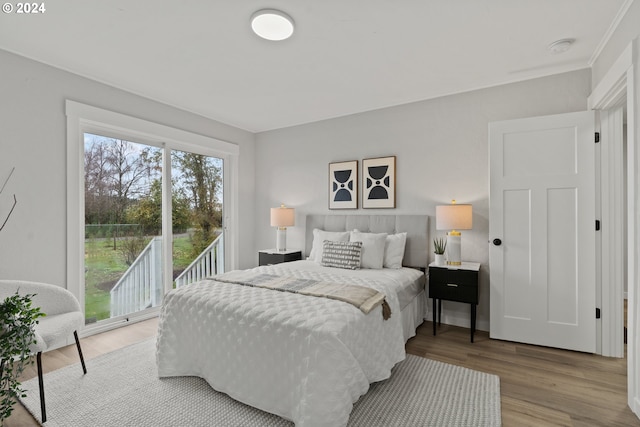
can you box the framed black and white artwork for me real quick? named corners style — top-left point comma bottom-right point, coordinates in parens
top-left (329, 160), bottom-right (358, 209)
top-left (363, 156), bottom-right (395, 209)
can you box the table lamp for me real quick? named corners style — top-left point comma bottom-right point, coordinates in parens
top-left (436, 200), bottom-right (472, 265)
top-left (270, 204), bottom-right (295, 251)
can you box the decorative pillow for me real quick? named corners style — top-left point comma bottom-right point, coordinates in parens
top-left (309, 229), bottom-right (350, 262)
top-left (349, 231), bottom-right (388, 269)
top-left (384, 232), bottom-right (407, 269)
top-left (321, 240), bottom-right (362, 270)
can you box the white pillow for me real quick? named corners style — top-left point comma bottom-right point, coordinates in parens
top-left (384, 232), bottom-right (407, 269)
top-left (350, 231), bottom-right (388, 269)
top-left (309, 229), bottom-right (350, 262)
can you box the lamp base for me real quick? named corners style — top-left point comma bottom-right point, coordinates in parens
top-left (276, 227), bottom-right (287, 252)
top-left (446, 232), bottom-right (462, 265)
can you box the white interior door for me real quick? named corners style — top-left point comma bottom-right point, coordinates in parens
top-left (489, 111), bottom-right (596, 352)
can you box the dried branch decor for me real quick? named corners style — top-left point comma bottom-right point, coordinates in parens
top-left (0, 167), bottom-right (17, 233)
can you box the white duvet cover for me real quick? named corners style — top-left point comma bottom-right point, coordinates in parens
top-left (156, 261), bottom-right (423, 427)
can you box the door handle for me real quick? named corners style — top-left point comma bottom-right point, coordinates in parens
top-left (492, 238), bottom-right (502, 246)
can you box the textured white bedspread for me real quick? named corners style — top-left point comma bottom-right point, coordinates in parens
top-left (156, 262), bottom-right (419, 426)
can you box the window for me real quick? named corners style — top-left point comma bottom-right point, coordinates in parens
top-left (67, 101), bottom-right (239, 334)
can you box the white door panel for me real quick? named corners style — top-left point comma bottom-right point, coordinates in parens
top-left (489, 111), bottom-right (596, 353)
top-left (502, 188), bottom-right (531, 320)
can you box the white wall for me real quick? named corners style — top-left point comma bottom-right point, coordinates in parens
top-left (0, 49), bottom-right (257, 289)
top-left (255, 69), bottom-right (591, 332)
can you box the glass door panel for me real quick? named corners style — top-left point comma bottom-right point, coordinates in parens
top-left (83, 133), bottom-right (163, 324)
top-left (171, 150), bottom-right (224, 288)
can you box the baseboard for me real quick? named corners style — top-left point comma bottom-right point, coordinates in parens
top-left (433, 312), bottom-right (489, 333)
top-left (633, 396), bottom-right (640, 420)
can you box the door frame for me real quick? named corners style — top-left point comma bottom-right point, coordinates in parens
top-left (588, 39), bottom-right (637, 414)
top-left (597, 106), bottom-right (626, 358)
top-left (65, 100), bottom-right (240, 337)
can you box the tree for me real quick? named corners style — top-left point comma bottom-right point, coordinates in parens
top-left (83, 136), bottom-right (224, 259)
top-left (105, 139), bottom-right (158, 224)
top-left (125, 179), bottom-right (191, 235)
top-left (172, 153), bottom-right (223, 255)
top-left (84, 135), bottom-right (161, 227)
top-left (84, 141), bottom-right (111, 225)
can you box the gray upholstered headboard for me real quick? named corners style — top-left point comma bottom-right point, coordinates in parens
top-left (305, 215), bottom-right (430, 269)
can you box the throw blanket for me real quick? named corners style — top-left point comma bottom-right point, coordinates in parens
top-left (214, 271), bottom-right (391, 320)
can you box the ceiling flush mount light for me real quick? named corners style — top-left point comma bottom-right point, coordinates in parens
top-left (251, 9), bottom-right (294, 41)
top-left (547, 38), bottom-right (575, 54)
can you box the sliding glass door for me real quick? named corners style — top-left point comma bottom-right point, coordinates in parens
top-left (83, 134), bottom-right (225, 325)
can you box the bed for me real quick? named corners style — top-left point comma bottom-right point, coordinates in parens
top-left (156, 214), bottom-right (429, 427)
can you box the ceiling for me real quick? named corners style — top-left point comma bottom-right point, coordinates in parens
top-left (0, 1), bottom-right (629, 133)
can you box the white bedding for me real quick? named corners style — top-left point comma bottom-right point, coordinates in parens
top-left (156, 261), bottom-right (424, 427)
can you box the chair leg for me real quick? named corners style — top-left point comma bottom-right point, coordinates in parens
top-left (36, 352), bottom-right (46, 423)
top-left (74, 331), bottom-right (87, 375)
top-left (34, 334), bottom-right (85, 424)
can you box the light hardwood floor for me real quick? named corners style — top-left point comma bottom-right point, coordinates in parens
top-left (407, 322), bottom-right (638, 427)
top-left (5, 317), bottom-right (639, 426)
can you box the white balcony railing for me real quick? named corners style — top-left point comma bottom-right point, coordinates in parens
top-left (175, 233), bottom-right (224, 288)
top-left (109, 233), bottom-right (224, 316)
top-left (110, 236), bottom-right (162, 317)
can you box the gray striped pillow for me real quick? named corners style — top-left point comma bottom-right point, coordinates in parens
top-left (321, 240), bottom-right (362, 270)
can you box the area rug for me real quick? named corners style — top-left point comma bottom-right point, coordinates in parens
top-left (20, 339), bottom-right (501, 426)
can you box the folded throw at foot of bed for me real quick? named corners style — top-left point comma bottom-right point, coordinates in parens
top-left (213, 271), bottom-right (391, 320)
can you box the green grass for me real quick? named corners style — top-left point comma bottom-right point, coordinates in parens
top-left (172, 236), bottom-right (196, 270)
top-left (84, 235), bottom-right (196, 322)
top-left (84, 238), bottom-right (130, 322)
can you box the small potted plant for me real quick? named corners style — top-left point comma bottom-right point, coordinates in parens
top-left (0, 292), bottom-right (44, 423)
top-left (433, 237), bottom-right (447, 266)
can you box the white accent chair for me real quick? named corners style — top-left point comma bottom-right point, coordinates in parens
top-left (0, 280), bottom-right (86, 423)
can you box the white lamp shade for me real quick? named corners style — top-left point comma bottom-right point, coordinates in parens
top-left (270, 206), bottom-right (295, 228)
top-left (436, 204), bottom-right (473, 231)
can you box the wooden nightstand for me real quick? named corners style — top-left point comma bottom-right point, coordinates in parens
top-left (429, 261), bottom-right (480, 343)
top-left (258, 249), bottom-right (302, 266)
